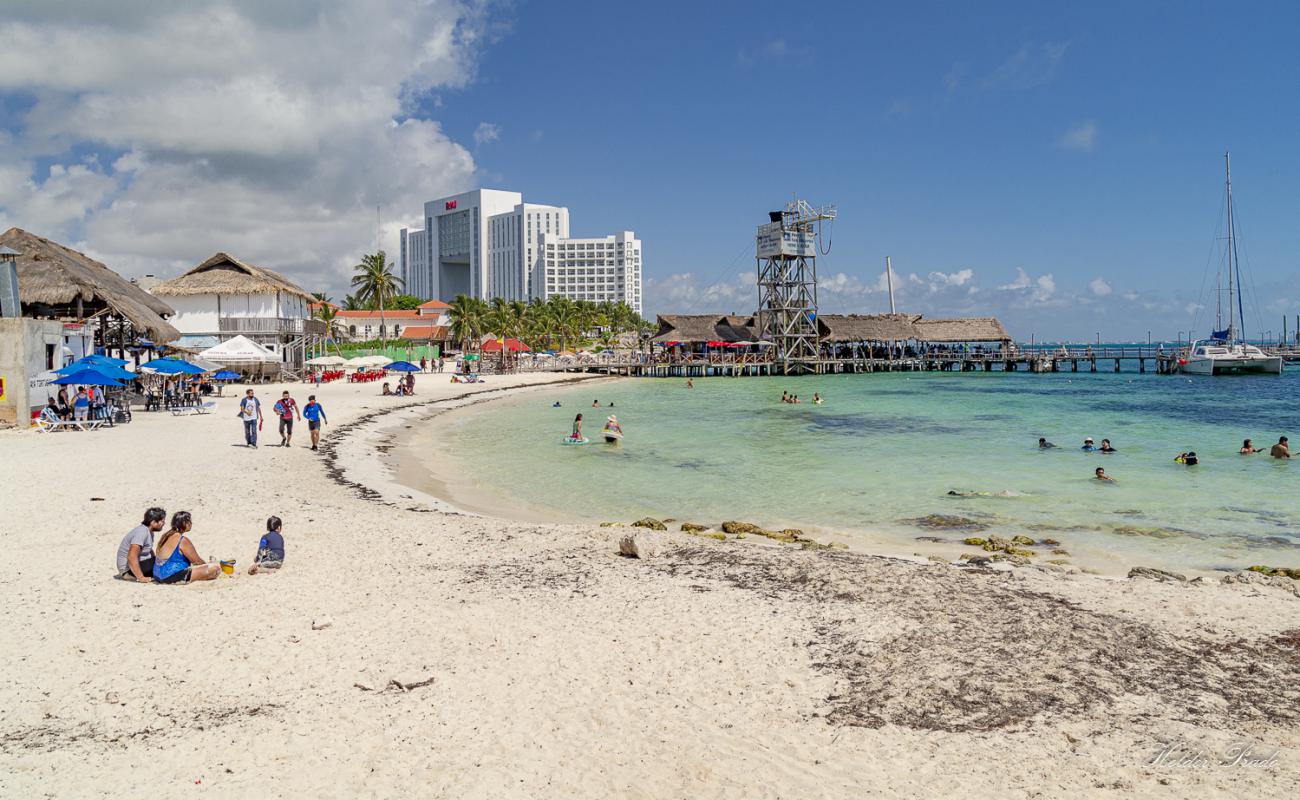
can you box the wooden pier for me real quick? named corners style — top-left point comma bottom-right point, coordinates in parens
top-left (557, 345), bottom-right (1300, 378)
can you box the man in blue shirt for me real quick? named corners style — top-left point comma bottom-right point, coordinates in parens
top-left (302, 394), bottom-right (327, 451)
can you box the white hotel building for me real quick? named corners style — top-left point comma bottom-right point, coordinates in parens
top-left (400, 189), bottom-right (642, 314)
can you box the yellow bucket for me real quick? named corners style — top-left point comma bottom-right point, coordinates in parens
top-left (220, 559), bottom-right (236, 575)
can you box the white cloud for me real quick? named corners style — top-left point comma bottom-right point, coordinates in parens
top-left (927, 268), bottom-right (974, 288)
top-left (0, 1), bottom-right (501, 296)
top-left (998, 267), bottom-right (1058, 304)
top-left (981, 42), bottom-right (1069, 90)
top-left (1057, 120), bottom-right (1098, 153)
top-left (1089, 277), bottom-right (1112, 296)
top-left (473, 122), bottom-right (501, 146)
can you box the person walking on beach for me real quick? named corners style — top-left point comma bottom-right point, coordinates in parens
top-left (1271, 436), bottom-right (1291, 459)
top-left (239, 389), bottom-right (262, 448)
top-left (116, 507), bottom-right (166, 582)
top-left (303, 394), bottom-right (328, 451)
top-left (420, 356), bottom-right (428, 373)
top-left (274, 391), bottom-right (300, 447)
top-left (1094, 467), bottom-right (1115, 482)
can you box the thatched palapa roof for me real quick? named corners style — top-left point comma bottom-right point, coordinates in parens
top-left (652, 315), bottom-right (730, 344)
top-left (914, 317), bottom-right (1012, 343)
top-left (817, 313), bottom-right (922, 342)
top-left (153, 252), bottom-right (314, 301)
top-left (0, 227), bottom-right (179, 342)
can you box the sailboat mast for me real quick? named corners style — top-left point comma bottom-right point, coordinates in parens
top-left (1225, 151), bottom-right (1238, 340)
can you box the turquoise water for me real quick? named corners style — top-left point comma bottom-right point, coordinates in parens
top-left (428, 372), bottom-right (1300, 572)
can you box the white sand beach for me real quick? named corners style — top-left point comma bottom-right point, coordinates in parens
top-left (1, 372), bottom-right (1297, 798)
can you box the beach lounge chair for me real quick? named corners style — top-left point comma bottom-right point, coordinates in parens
top-left (34, 408), bottom-right (104, 432)
top-left (170, 401), bottom-right (216, 416)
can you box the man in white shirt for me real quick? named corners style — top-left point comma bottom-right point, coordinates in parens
top-left (239, 389), bottom-right (263, 448)
top-left (116, 507), bottom-right (166, 582)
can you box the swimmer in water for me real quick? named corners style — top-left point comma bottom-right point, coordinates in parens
top-left (1240, 438), bottom-right (1260, 454)
top-left (571, 413), bottom-right (583, 440)
top-left (1099, 439), bottom-right (1116, 453)
top-left (1176, 451), bottom-right (1199, 465)
top-left (686, 378), bottom-right (694, 388)
top-left (1081, 438), bottom-right (1096, 451)
top-left (592, 399), bottom-right (599, 408)
top-left (1094, 467), bottom-right (1115, 482)
top-left (552, 401), bottom-right (562, 408)
top-left (813, 393), bottom-right (823, 405)
top-left (1038, 437), bottom-right (1056, 449)
top-left (947, 490), bottom-right (1022, 498)
top-left (781, 391), bottom-right (789, 404)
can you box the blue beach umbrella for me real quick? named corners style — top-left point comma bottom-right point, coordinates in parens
top-left (140, 357), bottom-right (206, 375)
top-left (50, 369), bottom-right (125, 387)
top-left (68, 353), bottom-right (129, 369)
top-left (56, 363), bottom-right (137, 381)
top-left (212, 370), bottom-right (241, 380)
top-left (384, 361), bottom-right (420, 372)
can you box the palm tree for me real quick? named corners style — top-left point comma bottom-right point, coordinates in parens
top-left (314, 303), bottom-right (343, 340)
top-left (342, 294), bottom-right (364, 311)
top-left (350, 251), bottom-right (404, 347)
top-left (447, 294), bottom-right (484, 352)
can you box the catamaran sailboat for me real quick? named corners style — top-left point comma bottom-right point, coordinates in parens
top-left (1181, 152), bottom-right (1283, 376)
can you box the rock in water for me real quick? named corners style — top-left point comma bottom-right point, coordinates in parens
top-left (1127, 566), bottom-right (1187, 583)
top-left (631, 517), bottom-right (667, 531)
top-left (679, 522), bottom-right (708, 533)
top-left (721, 521), bottom-right (763, 535)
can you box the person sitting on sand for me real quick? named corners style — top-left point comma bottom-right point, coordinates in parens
top-left (1038, 437), bottom-right (1056, 449)
top-left (248, 516), bottom-right (285, 575)
top-left (1240, 438), bottom-right (1261, 454)
top-left (1099, 439), bottom-right (1116, 453)
top-left (1081, 438), bottom-right (1096, 451)
top-left (116, 507), bottom-right (166, 582)
top-left (152, 511), bottom-right (220, 584)
top-left (1094, 467), bottom-right (1115, 482)
top-left (382, 382), bottom-right (393, 396)
top-left (1270, 436), bottom-right (1291, 459)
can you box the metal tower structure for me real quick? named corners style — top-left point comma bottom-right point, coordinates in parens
top-left (755, 198), bottom-right (836, 374)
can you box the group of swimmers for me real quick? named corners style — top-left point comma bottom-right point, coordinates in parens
top-left (115, 507), bottom-right (286, 584)
top-left (1035, 433), bottom-right (1292, 483)
top-left (780, 391), bottom-right (823, 405)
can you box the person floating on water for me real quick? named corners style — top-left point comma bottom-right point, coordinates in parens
top-left (1038, 437), bottom-right (1056, 449)
top-left (1099, 439), bottom-right (1116, 453)
top-left (1271, 436), bottom-right (1291, 459)
top-left (1081, 438), bottom-right (1096, 451)
top-left (813, 393), bottom-right (823, 405)
top-left (1240, 438), bottom-right (1260, 454)
top-left (552, 401), bottom-right (562, 408)
top-left (1094, 467), bottom-right (1115, 482)
top-left (571, 413), bottom-right (584, 440)
top-left (592, 399), bottom-right (600, 408)
top-left (603, 415), bottom-right (622, 442)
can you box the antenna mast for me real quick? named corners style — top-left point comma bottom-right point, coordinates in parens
top-left (755, 198), bottom-right (836, 375)
top-left (885, 256), bottom-right (896, 314)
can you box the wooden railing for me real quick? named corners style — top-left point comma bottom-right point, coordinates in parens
top-left (218, 317), bottom-right (327, 336)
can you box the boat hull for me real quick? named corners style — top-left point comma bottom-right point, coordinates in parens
top-left (1180, 356), bottom-right (1283, 375)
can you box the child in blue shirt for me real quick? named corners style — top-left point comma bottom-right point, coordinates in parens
top-left (248, 516), bottom-right (286, 574)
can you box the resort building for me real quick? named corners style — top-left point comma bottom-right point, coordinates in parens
top-left (538, 231), bottom-right (642, 314)
top-left (151, 253), bottom-right (324, 374)
top-left (400, 189), bottom-right (641, 311)
top-left (0, 227), bottom-right (177, 425)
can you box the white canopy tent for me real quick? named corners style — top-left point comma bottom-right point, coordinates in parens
top-left (305, 355), bottom-right (346, 366)
top-left (199, 336), bottom-right (279, 378)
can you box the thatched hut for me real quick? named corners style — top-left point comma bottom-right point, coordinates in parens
top-left (153, 253), bottom-right (322, 372)
top-left (913, 317), bottom-right (1012, 346)
top-left (816, 314), bottom-right (922, 343)
top-left (650, 315), bottom-right (732, 345)
top-left (0, 227), bottom-right (179, 345)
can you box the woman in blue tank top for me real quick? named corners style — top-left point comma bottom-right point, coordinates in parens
top-left (152, 511), bottom-right (221, 584)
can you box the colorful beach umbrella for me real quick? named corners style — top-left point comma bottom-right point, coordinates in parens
top-left (212, 370), bottom-right (241, 380)
top-left (482, 338), bottom-right (530, 353)
top-left (68, 353), bottom-right (129, 369)
top-left (384, 361), bottom-right (420, 372)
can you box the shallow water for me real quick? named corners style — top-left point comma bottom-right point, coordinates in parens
top-left (419, 371), bottom-right (1300, 572)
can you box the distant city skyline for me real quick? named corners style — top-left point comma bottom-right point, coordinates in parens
top-left (1, 2), bottom-right (1298, 339)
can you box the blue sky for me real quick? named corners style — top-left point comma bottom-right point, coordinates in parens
top-left (435, 0), bottom-right (1300, 339)
top-left (1, 1), bottom-right (1298, 340)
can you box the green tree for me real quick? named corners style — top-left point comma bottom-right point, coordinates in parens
top-left (350, 250), bottom-right (404, 347)
top-left (386, 294), bottom-right (426, 311)
top-left (448, 294), bottom-right (487, 352)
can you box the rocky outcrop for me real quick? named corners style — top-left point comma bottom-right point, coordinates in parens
top-left (631, 517), bottom-right (667, 531)
top-left (1127, 566), bottom-right (1187, 583)
top-left (1223, 570), bottom-right (1300, 597)
top-left (680, 522), bottom-right (708, 533)
top-left (618, 530), bottom-right (668, 559)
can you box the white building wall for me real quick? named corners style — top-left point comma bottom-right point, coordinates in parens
top-left (421, 189), bottom-right (522, 302)
top-left (540, 231), bottom-right (643, 314)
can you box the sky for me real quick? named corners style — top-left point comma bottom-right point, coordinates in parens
top-left (1, 1), bottom-right (1299, 340)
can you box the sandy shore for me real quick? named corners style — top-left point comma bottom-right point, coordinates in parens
top-left (1, 371), bottom-right (1297, 798)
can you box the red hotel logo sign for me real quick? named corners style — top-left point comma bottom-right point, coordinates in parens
top-left (445, 200), bottom-right (457, 210)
